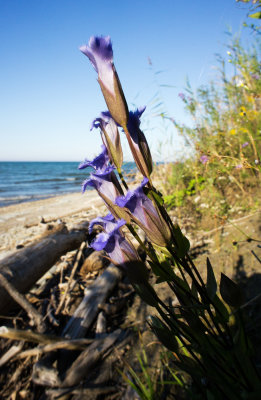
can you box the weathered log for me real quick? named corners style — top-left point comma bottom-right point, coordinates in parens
top-left (0, 326), bottom-right (93, 348)
top-left (62, 329), bottom-right (126, 387)
top-left (95, 311), bottom-right (106, 337)
top-left (0, 223), bottom-right (89, 313)
top-left (62, 263), bottom-right (122, 339)
top-left (0, 273), bottom-right (46, 332)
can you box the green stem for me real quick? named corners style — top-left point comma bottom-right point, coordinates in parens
top-left (117, 167), bottom-right (129, 191)
top-left (126, 224), bottom-right (158, 263)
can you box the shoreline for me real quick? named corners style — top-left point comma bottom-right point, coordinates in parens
top-left (0, 190), bottom-right (106, 260)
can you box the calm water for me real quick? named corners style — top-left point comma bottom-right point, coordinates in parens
top-left (0, 162), bottom-right (136, 207)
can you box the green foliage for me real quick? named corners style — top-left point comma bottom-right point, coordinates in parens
top-left (120, 337), bottom-right (185, 400)
top-left (164, 166), bottom-right (206, 209)
top-left (81, 21), bottom-right (261, 400)
top-left (236, 1), bottom-right (261, 32)
top-left (161, 36), bottom-right (261, 218)
top-left (132, 33), bottom-right (261, 400)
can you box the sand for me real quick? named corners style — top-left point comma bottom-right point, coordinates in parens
top-left (0, 190), bottom-right (107, 260)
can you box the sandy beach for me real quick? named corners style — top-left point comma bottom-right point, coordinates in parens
top-left (0, 190), bottom-right (107, 260)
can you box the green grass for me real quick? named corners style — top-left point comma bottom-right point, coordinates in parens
top-left (153, 36), bottom-right (261, 221)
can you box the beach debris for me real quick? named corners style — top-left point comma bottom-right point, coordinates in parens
top-left (95, 310), bottom-right (107, 336)
top-left (0, 344), bottom-right (23, 368)
top-left (62, 263), bottom-right (122, 339)
top-left (0, 222), bottom-right (89, 313)
top-left (79, 249), bottom-right (109, 275)
top-left (0, 274), bottom-right (46, 332)
top-left (55, 240), bottom-right (87, 314)
top-left (61, 329), bottom-right (126, 387)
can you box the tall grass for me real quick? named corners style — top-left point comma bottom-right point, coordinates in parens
top-left (157, 37), bottom-right (261, 219)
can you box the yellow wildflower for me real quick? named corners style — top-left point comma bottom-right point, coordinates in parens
top-left (229, 128), bottom-right (236, 135)
top-left (246, 95), bottom-right (254, 104)
top-left (246, 110), bottom-right (258, 121)
top-left (239, 106), bottom-right (246, 117)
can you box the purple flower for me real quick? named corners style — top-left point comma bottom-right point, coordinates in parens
top-left (91, 112), bottom-right (123, 169)
top-left (200, 155), bottom-right (209, 165)
top-left (78, 145), bottom-right (109, 171)
top-left (89, 213), bottom-right (116, 234)
top-left (242, 142), bottom-right (249, 148)
top-left (125, 107), bottom-right (153, 178)
top-left (235, 164), bottom-right (243, 169)
top-left (178, 92), bottom-right (185, 101)
top-left (80, 36), bottom-right (129, 128)
top-left (91, 218), bottom-right (136, 266)
top-left (116, 178), bottom-right (171, 247)
top-left (82, 165), bottom-right (129, 221)
top-left (82, 165), bottom-right (122, 199)
top-left (91, 217), bottom-right (148, 282)
top-left (252, 73), bottom-right (260, 80)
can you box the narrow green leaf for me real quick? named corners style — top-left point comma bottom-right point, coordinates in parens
top-left (150, 260), bottom-right (175, 283)
top-left (206, 257), bottom-right (217, 300)
top-left (212, 295), bottom-right (229, 323)
top-left (172, 224), bottom-right (190, 257)
top-left (133, 283), bottom-right (159, 307)
top-left (148, 316), bottom-right (179, 352)
top-left (146, 187), bottom-right (164, 206)
top-left (249, 11), bottom-right (261, 19)
top-left (191, 280), bottom-right (199, 302)
top-left (220, 273), bottom-right (244, 308)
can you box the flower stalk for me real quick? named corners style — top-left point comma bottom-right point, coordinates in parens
top-left (78, 35), bottom-right (261, 398)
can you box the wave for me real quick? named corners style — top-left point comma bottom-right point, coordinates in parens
top-left (0, 161), bottom-right (137, 207)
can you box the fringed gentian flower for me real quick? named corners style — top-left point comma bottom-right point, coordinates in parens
top-left (91, 218), bottom-right (148, 283)
top-left (80, 36), bottom-right (129, 128)
top-left (116, 178), bottom-right (171, 247)
top-left (125, 107), bottom-right (153, 179)
top-left (89, 212), bottom-right (116, 234)
top-left (78, 144), bottom-right (109, 172)
top-left (91, 112), bottom-right (123, 169)
top-left (82, 165), bottom-right (122, 201)
top-left (82, 165), bottom-right (130, 222)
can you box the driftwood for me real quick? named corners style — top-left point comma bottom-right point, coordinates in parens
top-left (0, 273), bottom-right (46, 332)
top-left (62, 329), bottom-right (125, 387)
top-left (0, 344), bottom-right (23, 368)
top-left (0, 326), bottom-right (93, 348)
top-left (0, 222), bottom-right (89, 313)
top-left (45, 386), bottom-right (117, 399)
top-left (55, 241), bottom-right (86, 315)
top-left (62, 263), bottom-right (122, 339)
top-left (95, 311), bottom-right (106, 336)
top-left (31, 262), bottom-right (122, 389)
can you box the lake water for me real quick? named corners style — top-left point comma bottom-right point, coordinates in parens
top-left (0, 161), bottom-right (136, 207)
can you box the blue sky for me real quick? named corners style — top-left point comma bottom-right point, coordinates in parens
top-left (0, 0), bottom-right (251, 162)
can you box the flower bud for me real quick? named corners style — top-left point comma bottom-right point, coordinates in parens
top-left (91, 112), bottom-right (123, 169)
top-left (125, 107), bottom-right (153, 178)
top-left (80, 36), bottom-right (129, 128)
top-left (116, 178), bottom-right (171, 247)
